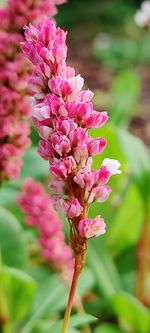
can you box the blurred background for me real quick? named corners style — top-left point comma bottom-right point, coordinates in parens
top-left (56, 0), bottom-right (150, 146)
top-left (0, 0), bottom-right (150, 332)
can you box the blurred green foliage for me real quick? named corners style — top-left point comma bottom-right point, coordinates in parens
top-left (94, 35), bottom-right (150, 71)
top-left (0, 0), bottom-right (7, 7)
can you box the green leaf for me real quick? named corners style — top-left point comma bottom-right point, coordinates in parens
top-left (0, 207), bottom-right (26, 268)
top-left (87, 241), bottom-right (122, 299)
top-left (70, 314), bottom-right (97, 328)
top-left (21, 147), bottom-right (49, 181)
top-left (118, 129), bottom-right (150, 203)
top-left (33, 267), bottom-right (95, 324)
top-left (89, 124), bottom-right (126, 223)
top-left (0, 0), bottom-right (7, 7)
top-left (21, 275), bottom-right (66, 333)
top-left (31, 274), bottom-right (67, 316)
top-left (94, 34), bottom-right (150, 70)
top-left (0, 147), bottom-right (48, 214)
top-left (116, 247), bottom-right (136, 294)
top-left (89, 124), bottom-right (126, 170)
top-left (94, 323), bottom-right (124, 333)
top-left (51, 314), bottom-right (97, 333)
top-left (109, 70), bottom-right (140, 128)
top-left (106, 184), bottom-right (144, 256)
top-left (0, 184), bottom-right (24, 221)
top-left (77, 267), bottom-right (95, 296)
top-left (94, 36), bottom-right (138, 71)
top-left (0, 186), bottom-right (18, 208)
top-left (111, 292), bottom-right (150, 333)
top-left (2, 266), bottom-right (36, 326)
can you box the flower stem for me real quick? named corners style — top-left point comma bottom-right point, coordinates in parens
top-left (61, 248), bottom-right (87, 333)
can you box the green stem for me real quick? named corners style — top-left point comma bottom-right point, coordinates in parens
top-left (61, 249), bottom-right (86, 333)
top-left (76, 296), bottom-right (91, 333)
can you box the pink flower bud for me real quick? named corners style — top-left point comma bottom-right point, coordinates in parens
top-left (49, 76), bottom-right (73, 97)
top-left (74, 169), bottom-right (94, 190)
top-left (94, 166), bottom-right (110, 186)
top-left (38, 140), bottom-right (55, 160)
top-left (67, 198), bottom-right (83, 219)
top-left (33, 104), bottom-right (50, 121)
top-left (88, 185), bottom-right (112, 204)
top-left (76, 90), bottom-right (94, 102)
top-left (69, 75), bottom-right (84, 94)
top-left (39, 126), bottom-right (53, 139)
top-left (78, 215), bottom-right (106, 239)
top-left (88, 137), bottom-right (106, 156)
top-left (54, 119), bottom-right (77, 136)
top-left (62, 156), bottom-right (77, 173)
top-left (86, 111), bottom-right (108, 128)
top-left (49, 179), bottom-right (66, 195)
top-left (51, 164), bottom-right (67, 178)
top-left (73, 142), bottom-right (88, 166)
top-left (51, 196), bottom-right (68, 215)
top-left (51, 133), bottom-right (71, 156)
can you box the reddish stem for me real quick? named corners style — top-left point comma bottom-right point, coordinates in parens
top-left (61, 247), bottom-right (86, 333)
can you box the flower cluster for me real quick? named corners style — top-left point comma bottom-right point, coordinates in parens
top-left (17, 178), bottom-right (74, 281)
top-left (0, 0), bottom-right (65, 181)
top-left (134, 1), bottom-right (150, 27)
top-left (23, 18), bottom-right (121, 244)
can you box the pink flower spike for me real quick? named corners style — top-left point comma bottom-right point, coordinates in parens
top-left (0, 0), bottom-right (65, 182)
top-left (67, 199), bottom-right (83, 219)
top-left (79, 216), bottom-right (106, 239)
top-left (23, 17), bottom-right (122, 327)
top-left (17, 178), bottom-right (73, 282)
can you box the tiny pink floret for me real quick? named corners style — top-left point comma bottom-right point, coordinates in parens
top-left (79, 216), bottom-right (106, 239)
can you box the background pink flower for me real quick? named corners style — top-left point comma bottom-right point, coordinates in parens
top-left (0, 0), bottom-right (65, 181)
top-left (17, 177), bottom-right (74, 282)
